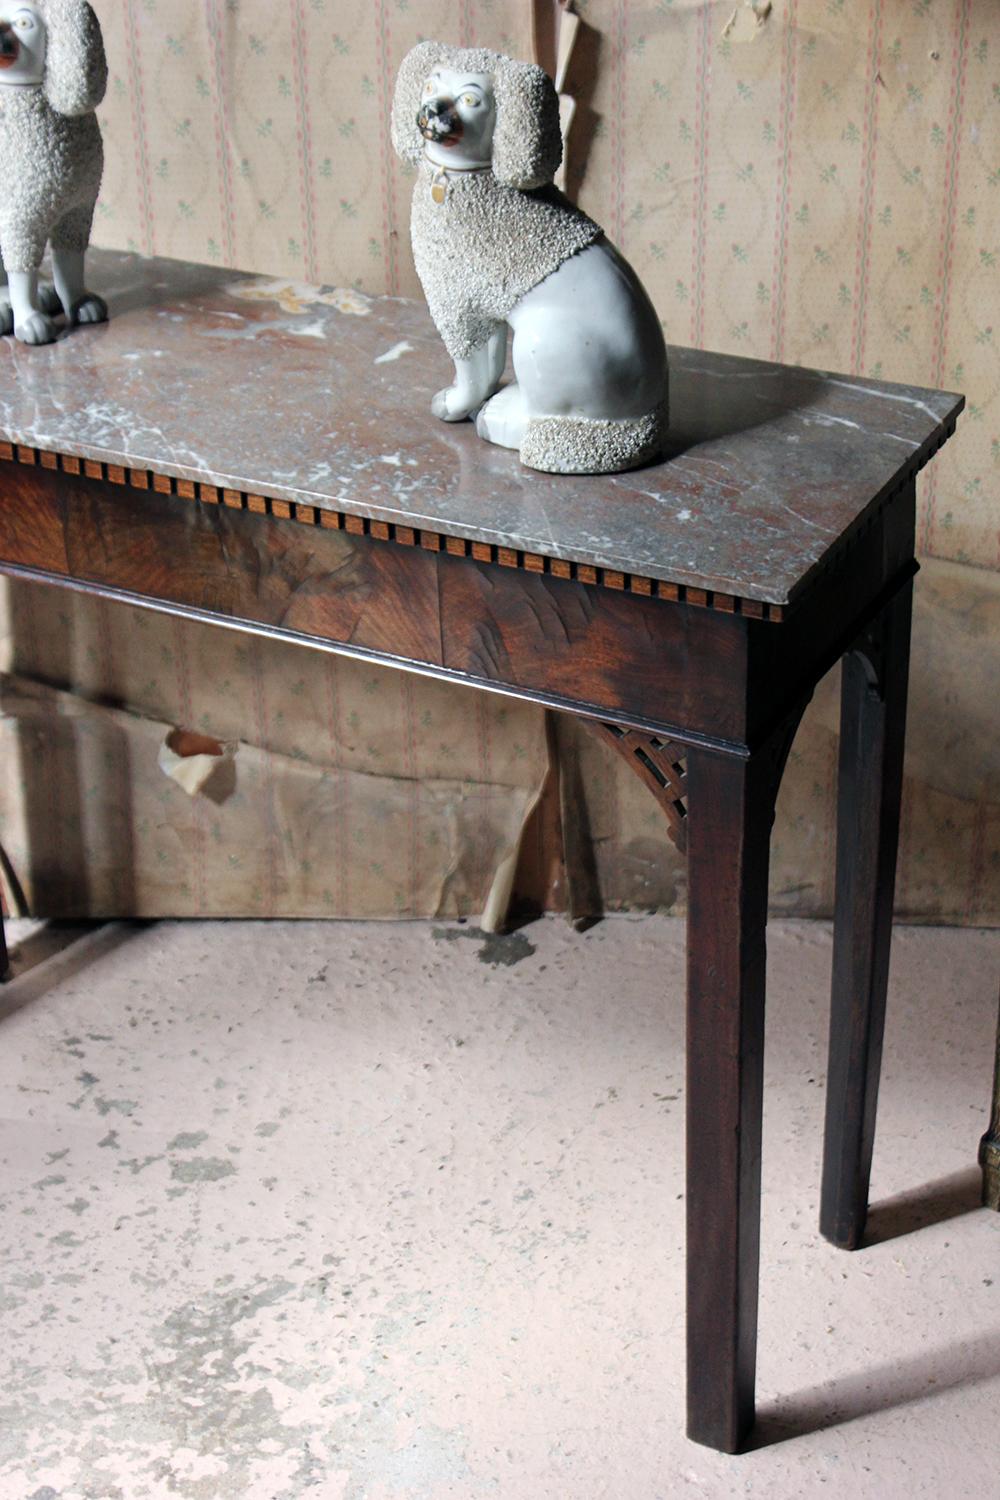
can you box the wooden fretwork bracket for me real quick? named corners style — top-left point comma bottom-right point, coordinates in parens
top-left (585, 696), bottom-right (813, 860)
top-left (584, 722), bottom-right (689, 853)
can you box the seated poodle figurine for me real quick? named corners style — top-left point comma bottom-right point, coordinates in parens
top-left (0, 0), bottom-right (108, 345)
top-left (392, 41), bottom-right (668, 475)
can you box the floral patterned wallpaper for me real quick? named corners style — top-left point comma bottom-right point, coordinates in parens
top-left (2, 0), bottom-right (996, 922)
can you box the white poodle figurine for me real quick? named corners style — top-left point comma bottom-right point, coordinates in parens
top-left (392, 41), bottom-right (668, 476)
top-left (0, 0), bottom-right (107, 345)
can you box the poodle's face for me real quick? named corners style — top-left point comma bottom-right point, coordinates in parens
top-left (416, 67), bottom-right (496, 169)
top-left (0, 3), bottom-right (45, 86)
top-left (393, 43), bottom-right (562, 190)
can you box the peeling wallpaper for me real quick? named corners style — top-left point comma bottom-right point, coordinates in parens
top-left (2, 0), bottom-right (997, 922)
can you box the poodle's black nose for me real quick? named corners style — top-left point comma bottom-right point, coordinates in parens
top-left (417, 97), bottom-right (463, 142)
top-left (0, 22), bottom-right (19, 60)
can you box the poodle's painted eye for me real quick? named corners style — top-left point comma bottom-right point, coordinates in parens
top-left (462, 94), bottom-right (480, 107)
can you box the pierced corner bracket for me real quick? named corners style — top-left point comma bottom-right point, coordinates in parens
top-left (583, 696), bottom-right (812, 857)
top-left (584, 721), bottom-right (689, 854)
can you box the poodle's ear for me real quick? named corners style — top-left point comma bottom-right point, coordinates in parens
top-left (41, 0), bottom-right (108, 117)
top-left (491, 57), bottom-right (562, 191)
top-left (392, 40), bottom-right (452, 164)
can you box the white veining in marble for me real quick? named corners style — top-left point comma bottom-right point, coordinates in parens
top-left (0, 252), bottom-right (964, 604)
top-left (374, 341), bottom-right (415, 364)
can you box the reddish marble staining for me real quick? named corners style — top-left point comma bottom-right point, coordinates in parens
top-left (0, 250), bottom-right (963, 610)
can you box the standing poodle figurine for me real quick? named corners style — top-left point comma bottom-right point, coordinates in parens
top-left (392, 41), bottom-right (668, 476)
top-left (0, 0), bottom-right (107, 345)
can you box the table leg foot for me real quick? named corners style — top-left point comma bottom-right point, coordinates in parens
top-left (979, 987), bottom-right (1000, 1212)
top-left (820, 582), bottom-right (913, 1251)
top-left (981, 1139), bottom-right (1000, 1213)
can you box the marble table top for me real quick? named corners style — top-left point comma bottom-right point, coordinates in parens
top-left (0, 251), bottom-right (963, 606)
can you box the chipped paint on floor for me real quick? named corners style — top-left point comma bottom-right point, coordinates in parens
top-left (0, 915), bottom-right (998, 1499)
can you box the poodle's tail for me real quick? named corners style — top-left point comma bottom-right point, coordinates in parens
top-left (519, 400), bottom-right (668, 476)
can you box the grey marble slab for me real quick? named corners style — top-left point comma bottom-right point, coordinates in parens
top-left (0, 250), bottom-right (964, 604)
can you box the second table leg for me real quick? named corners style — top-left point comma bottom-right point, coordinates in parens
top-left (820, 581), bottom-right (913, 1250)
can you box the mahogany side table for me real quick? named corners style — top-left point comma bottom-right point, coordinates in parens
top-left (0, 252), bottom-right (963, 1453)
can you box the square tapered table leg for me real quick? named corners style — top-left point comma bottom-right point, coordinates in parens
top-left (821, 580), bottom-right (913, 1250)
top-left (683, 706), bottom-right (806, 1452)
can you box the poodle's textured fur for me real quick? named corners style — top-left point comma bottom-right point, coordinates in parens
top-left (410, 160), bottom-right (600, 362)
top-left (392, 41), bottom-right (667, 475)
top-left (520, 406), bottom-right (666, 476)
top-left (0, 0), bottom-right (106, 274)
top-left (393, 42), bottom-right (599, 362)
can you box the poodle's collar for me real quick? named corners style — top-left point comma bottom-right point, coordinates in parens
top-left (423, 149), bottom-right (492, 205)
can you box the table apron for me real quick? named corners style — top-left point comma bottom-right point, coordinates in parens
top-left (0, 462), bottom-right (918, 758)
top-left (0, 460), bottom-right (761, 750)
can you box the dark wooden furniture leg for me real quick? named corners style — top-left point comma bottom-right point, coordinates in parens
top-left (820, 580), bottom-right (913, 1250)
top-left (683, 741), bottom-right (777, 1452)
top-left (980, 985), bottom-right (1000, 1211)
top-left (588, 711), bottom-right (805, 1453)
top-left (0, 911), bottom-right (8, 982)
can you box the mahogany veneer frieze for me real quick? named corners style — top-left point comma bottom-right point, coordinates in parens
top-left (0, 443), bottom-right (788, 621)
top-left (0, 453), bottom-right (755, 746)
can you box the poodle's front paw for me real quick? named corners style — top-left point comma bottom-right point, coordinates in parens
top-left (15, 311), bottom-right (58, 346)
top-left (1, 284), bottom-right (60, 335)
top-left (70, 293), bottom-right (108, 327)
top-left (431, 386), bottom-right (478, 422)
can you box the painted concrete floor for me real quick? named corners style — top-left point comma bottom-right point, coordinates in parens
top-left (0, 914), bottom-right (997, 1500)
